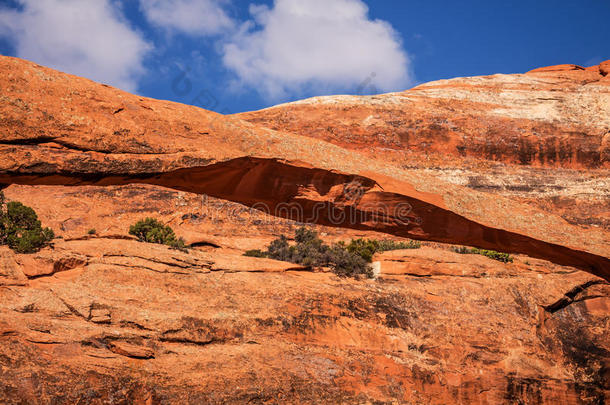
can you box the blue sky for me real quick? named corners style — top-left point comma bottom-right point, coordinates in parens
top-left (0, 0), bottom-right (608, 114)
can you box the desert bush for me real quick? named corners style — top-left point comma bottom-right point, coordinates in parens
top-left (451, 246), bottom-right (470, 254)
top-left (345, 238), bottom-right (380, 262)
top-left (266, 235), bottom-right (295, 261)
top-left (377, 239), bottom-right (421, 251)
top-left (88, 229), bottom-right (97, 235)
top-left (7, 228), bottom-right (55, 254)
top-left (471, 248), bottom-right (513, 263)
top-left (244, 229), bottom-right (424, 278)
top-left (327, 245), bottom-right (373, 278)
top-left (129, 218), bottom-right (186, 251)
top-left (345, 238), bottom-right (421, 262)
top-left (291, 228), bottom-right (331, 267)
top-left (452, 246), bottom-right (513, 263)
top-left (0, 193), bottom-right (54, 254)
top-left (244, 249), bottom-right (267, 258)
top-left (246, 227), bottom-right (373, 278)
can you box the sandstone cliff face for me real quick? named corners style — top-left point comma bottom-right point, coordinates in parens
top-left (236, 61), bottom-right (610, 230)
top-left (0, 56), bottom-right (608, 404)
top-left (0, 56), bottom-right (608, 277)
top-left (1, 238), bottom-right (609, 404)
top-left (237, 61), bottom-right (610, 169)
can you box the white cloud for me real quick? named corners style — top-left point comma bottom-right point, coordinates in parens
top-left (222, 0), bottom-right (412, 99)
top-left (140, 0), bottom-right (235, 36)
top-left (0, 0), bottom-right (151, 92)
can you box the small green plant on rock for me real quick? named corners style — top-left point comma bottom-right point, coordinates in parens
top-left (452, 246), bottom-right (513, 263)
top-left (345, 238), bottom-right (380, 263)
top-left (0, 191), bottom-right (55, 254)
top-left (376, 239), bottom-right (421, 251)
top-left (129, 218), bottom-right (186, 251)
top-left (345, 238), bottom-right (421, 262)
top-left (244, 249), bottom-right (267, 258)
top-left (87, 229), bottom-right (97, 235)
top-left (472, 248), bottom-right (513, 263)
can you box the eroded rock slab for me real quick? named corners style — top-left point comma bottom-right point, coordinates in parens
top-left (0, 237), bottom-right (607, 404)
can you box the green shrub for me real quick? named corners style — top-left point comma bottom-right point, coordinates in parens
top-left (7, 228), bottom-right (55, 254)
top-left (291, 228), bottom-right (330, 267)
top-left (451, 246), bottom-right (470, 254)
top-left (377, 239), bottom-right (421, 251)
top-left (244, 249), bottom-right (268, 258)
top-left (0, 193), bottom-right (54, 254)
top-left (266, 235), bottom-right (295, 262)
top-left (346, 238), bottom-right (380, 262)
top-left (244, 229), bottom-right (423, 278)
top-left (87, 229), bottom-right (97, 235)
top-left (345, 238), bottom-right (421, 263)
top-left (5, 202), bottom-right (40, 230)
top-left (471, 248), bottom-right (513, 263)
top-left (129, 218), bottom-right (186, 251)
top-left (452, 246), bottom-right (513, 263)
top-left (327, 245), bottom-right (373, 278)
top-left (245, 227), bottom-right (373, 278)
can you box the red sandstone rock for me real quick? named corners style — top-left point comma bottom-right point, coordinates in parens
top-left (235, 60), bottom-right (610, 233)
top-left (0, 56), bottom-right (607, 279)
top-left (600, 60), bottom-right (610, 76)
top-left (375, 246), bottom-right (505, 277)
top-left (238, 62), bottom-right (609, 170)
top-left (0, 236), bottom-right (607, 403)
top-left (527, 63), bottom-right (585, 73)
top-left (108, 341), bottom-right (155, 359)
top-left (0, 56), bottom-right (608, 403)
